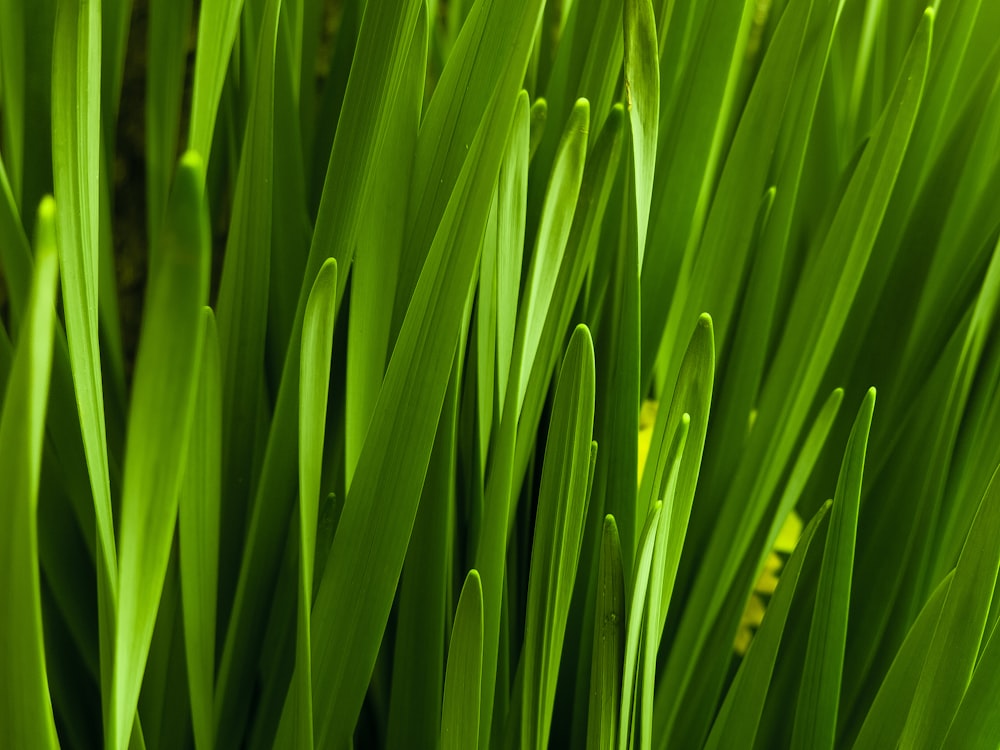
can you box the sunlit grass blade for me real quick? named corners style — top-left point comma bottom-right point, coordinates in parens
top-left (441, 570), bottom-right (484, 750)
top-left (0, 197), bottom-right (60, 750)
top-left (704, 501), bottom-right (830, 750)
top-left (898, 462), bottom-right (1000, 748)
top-left (623, 0), bottom-right (658, 265)
top-left (189, 0), bottom-right (246, 160)
top-left (113, 151), bottom-right (210, 750)
top-left (179, 308), bottom-right (222, 750)
top-left (586, 515), bottom-right (625, 750)
top-left (273, 258), bottom-right (338, 750)
top-left (851, 570), bottom-right (954, 749)
top-left (791, 388), bottom-right (875, 749)
top-left (521, 325), bottom-right (596, 749)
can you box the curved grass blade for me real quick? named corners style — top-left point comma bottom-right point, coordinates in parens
top-left (179, 308), bottom-right (222, 750)
top-left (587, 516), bottom-right (625, 750)
top-left (852, 570), bottom-right (954, 750)
top-left (521, 325), bottom-right (596, 749)
top-left (791, 388), bottom-right (875, 749)
top-left (704, 501), bottom-right (830, 750)
top-left (899, 462), bottom-right (1000, 748)
top-left (0, 198), bottom-right (60, 750)
top-left (112, 152), bottom-right (211, 750)
top-left (442, 570), bottom-right (484, 750)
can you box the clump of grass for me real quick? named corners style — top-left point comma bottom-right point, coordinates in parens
top-left (2, 0), bottom-right (1000, 748)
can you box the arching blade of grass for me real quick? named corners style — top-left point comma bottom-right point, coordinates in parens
top-left (898, 463), bottom-right (1000, 748)
top-left (0, 198), bottom-right (60, 750)
top-left (852, 570), bottom-right (954, 750)
top-left (586, 516), bottom-right (625, 750)
top-left (791, 388), bottom-right (875, 749)
top-left (179, 309), bottom-right (222, 750)
top-left (521, 325), bottom-right (596, 749)
top-left (272, 258), bottom-right (337, 750)
top-left (112, 152), bottom-right (210, 750)
top-left (704, 500), bottom-right (830, 750)
top-left (189, 0), bottom-right (246, 161)
top-left (942, 618), bottom-right (1000, 749)
top-left (441, 570), bottom-right (484, 750)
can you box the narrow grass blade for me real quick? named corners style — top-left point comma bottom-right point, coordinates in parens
top-left (899, 462), bottom-right (1000, 748)
top-left (521, 325), bottom-right (596, 749)
top-left (0, 198), bottom-right (60, 750)
top-left (791, 388), bottom-right (875, 749)
top-left (189, 0), bottom-right (246, 160)
top-left (179, 308), bottom-right (222, 750)
top-left (442, 570), bottom-right (484, 750)
top-left (704, 501), bottom-right (830, 750)
top-left (586, 516), bottom-right (626, 750)
top-left (113, 152), bottom-right (210, 750)
top-left (618, 501), bottom-right (662, 750)
top-left (624, 0), bottom-right (658, 264)
top-left (852, 570), bottom-right (954, 750)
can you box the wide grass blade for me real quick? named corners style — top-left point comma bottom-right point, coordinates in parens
top-left (0, 198), bottom-right (61, 750)
top-left (179, 309), bottom-right (223, 750)
top-left (791, 388), bottom-right (875, 749)
top-left (442, 570), bottom-right (485, 750)
top-left (112, 152), bottom-right (210, 750)
top-left (942, 618), bottom-right (1000, 749)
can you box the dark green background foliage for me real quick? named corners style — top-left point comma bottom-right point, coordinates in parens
top-left (1, 0), bottom-right (999, 748)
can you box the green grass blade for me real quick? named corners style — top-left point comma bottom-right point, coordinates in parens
top-left (112, 152), bottom-right (210, 750)
top-left (942, 618), bottom-right (1000, 749)
top-left (189, 0), bottom-right (246, 160)
top-left (852, 570), bottom-right (954, 750)
top-left (0, 197), bottom-right (61, 750)
top-left (618, 500), bottom-right (662, 750)
top-left (179, 309), bottom-right (223, 750)
top-left (586, 516), bottom-right (626, 750)
top-left (791, 388), bottom-right (875, 749)
top-left (704, 501), bottom-right (830, 750)
top-left (624, 0), bottom-right (659, 265)
top-left (898, 463), bottom-right (1000, 748)
top-left (442, 570), bottom-right (484, 750)
top-left (521, 325), bottom-right (596, 749)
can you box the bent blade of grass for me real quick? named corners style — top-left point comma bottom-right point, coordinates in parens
top-left (0, 199), bottom-right (60, 750)
top-left (852, 570), bottom-right (954, 750)
top-left (179, 309), bottom-right (222, 750)
top-left (521, 325), bottom-right (596, 749)
top-left (587, 516), bottom-right (626, 750)
top-left (189, 0), bottom-right (246, 160)
top-left (113, 152), bottom-right (210, 750)
top-left (624, 0), bottom-right (658, 265)
top-left (791, 388), bottom-right (875, 750)
top-left (704, 501), bottom-right (830, 750)
top-left (898, 462), bottom-right (1000, 749)
top-left (442, 570), bottom-right (484, 750)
